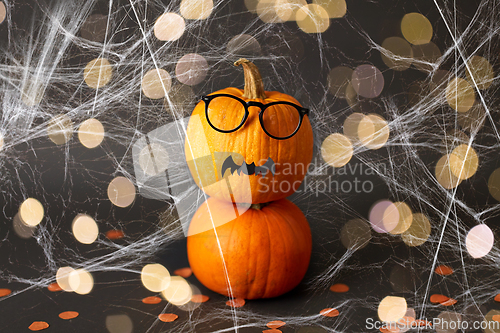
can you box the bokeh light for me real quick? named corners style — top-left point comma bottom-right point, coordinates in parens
top-left (106, 314), bottom-right (133, 333)
top-left (78, 118), bottom-right (105, 149)
top-left (488, 168), bottom-right (500, 202)
top-left (19, 198), bottom-right (44, 227)
top-left (84, 58), bottom-right (112, 89)
top-left (466, 224), bottom-right (494, 258)
top-left (457, 102), bottom-right (486, 133)
top-left (47, 114), bottom-right (73, 145)
top-left (381, 37), bottom-right (413, 71)
top-left (378, 296), bottom-right (407, 322)
top-left (257, 0), bottom-right (284, 23)
top-left (72, 214), bottom-right (99, 245)
top-left (69, 268), bottom-right (94, 295)
top-left (227, 34), bottom-right (261, 57)
top-left (466, 55), bottom-right (494, 90)
top-left (327, 66), bottom-right (353, 98)
top-left (435, 311), bottom-right (462, 333)
top-left (141, 68), bottom-right (172, 99)
top-left (401, 213), bottom-right (431, 247)
top-left (274, 0), bottom-right (306, 22)
top-left (435, 154), bottom-right (462, 189)
top-left (107, 176), bottom-right (136, 208)
top-left (321, 133), bottom-right (353, 167)
top-left (141, 263), bottom-right (170, 292)
top-left (342, 112), bottom-right (364, 142)
top-left (449, 144), bottom-right (478, 180)
top-left (154, 12), bottom-right (185, 41)
top-left (389, 202), bottom-right (413, 235)
top-left (351, 64), bottom-right (384, 98)
top-left (161, 276), bottom-right (193, 306)
top-left (369, 200), bottom-right (400, 234)
top-left (313, 0), bottom-right (346, 18)
top-left (340, 219), bottom-right (372, 250)
top-left (401, 13), bottom-right (433, 45)
top-left (56, 266), bottom-right (76, 292)
top-left (357, 114), bottom-right (390, 150)
top-left (296, 4), bottom-right (330, 33)
top-left (175, 53), bottom-right (208, 86)
top-left (180, 0), bottom-right (213, 20)
top-left (0, 2), bottom-right (6, 24)
top-left (446, 77), bottom-right (476, 113)
top-left (139, 143), bottom-right (169, 176)
top-left (13, 213), bottom-right (36, 239)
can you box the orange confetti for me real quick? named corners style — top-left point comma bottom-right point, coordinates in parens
top-left (495, 293), bottom-right (500, 302)
top-left (415, 319), bottom-right (432, 327)
top-left (0, 288), bottom-right (11, 297)
top-left (329, 283), bottom-right (349, 293)
top-left (492, 315), bottom-right (500, 322)
top-left (59, 311), bottom-right (79, 320)
top-left (435, 265), bottom-right (454, 276)
top-left (106, 229), bottom-right (124, 240)
top-left (47, 283), bottom-right (62, 292)
top-left (142, 296), bottom-right (162, 304)
top-left (29, 321), bottom-right (49, 331)
top-left (267, 320), bottom-right (286, 329)
top-left (429, 294), bottom-right (450, 304)
top-left (320, 308), bottom-right (339, 317)
top-left (174, 267), bottom-right (192, 278)
top-left (226, 298), bottom-right (245, 308)
top-left (158, 313), bottom-right (178, 322)
top-left (263, 330), bottom-right (282, 333)
top-left (440, 297), bottom-right (457, 306)
top-left (191, 294), bottom-right (209, 303)
top-left (380, 327), bottom-right (400, 333)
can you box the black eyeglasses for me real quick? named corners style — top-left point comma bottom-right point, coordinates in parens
top-left (201, 94), bottom-right (309, 140)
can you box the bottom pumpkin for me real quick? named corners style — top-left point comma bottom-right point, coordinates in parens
top-left (187, 197), bottom-right (312, 299)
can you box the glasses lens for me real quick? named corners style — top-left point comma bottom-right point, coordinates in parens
top-left (262, 104), bottom-right (301, 138)
top-left (206, 96), bottom-right (246, 132)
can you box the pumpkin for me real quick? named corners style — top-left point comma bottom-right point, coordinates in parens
top-left (187, 197), bottom-right (312, 299)
top-left (184, 59), bottom-right (313, 204)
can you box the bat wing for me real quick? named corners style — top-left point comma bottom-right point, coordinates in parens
top-left (221, 155), bottom-right (239, 178)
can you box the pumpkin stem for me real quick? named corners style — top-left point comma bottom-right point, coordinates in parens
top-left (234, 58), bottom-right (267, 100)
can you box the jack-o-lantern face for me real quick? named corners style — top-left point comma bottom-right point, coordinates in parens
top-left (185, 59), bottom-right (313, 204)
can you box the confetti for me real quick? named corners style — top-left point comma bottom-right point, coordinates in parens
top-left (142, 296), bottom-right (162, 304)
top-left (263, 330), bottom-right (282, 333)
top-left (191, 294), bottom-right (209, 303)
top-left (495, 294), bottom-right (500, 302)
top-left (493, 315), bottom-right (500, 322)
top-left (59, 311), bottom-right (79, 320)
top-left (329, 283), bottom-right (349, 293)
top-left (47, 283), bottom-right (62, 292)
top-left (105, 229), bottom-right (124, 240)
top-left (174, 267), bottom-right (192, 278)
top-left (29, 321), bottom-right (49, 331)
top-left (435, 265), bottom-right (454, 276)
top-left (266, 320), bottom-right (286, 329)
top-left (320, 308), bottom-right (340, 317)
top-left (158, 313), bottom-right (178, 322)
top-left (380, 327), bottom-right (400, 333)
top-left (226, 298), bottom-right (245, 308)
top-left (0, 288), bottom-right (11, 297)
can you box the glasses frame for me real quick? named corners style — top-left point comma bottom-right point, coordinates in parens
top-left (201, 94), bottom-right (310, 140)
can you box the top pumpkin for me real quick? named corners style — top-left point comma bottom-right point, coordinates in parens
top-left (184, 59), bottom-right (313, 204)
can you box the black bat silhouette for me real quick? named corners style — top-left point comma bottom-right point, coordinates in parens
top-left (221, 155), bottom-right (275, 177)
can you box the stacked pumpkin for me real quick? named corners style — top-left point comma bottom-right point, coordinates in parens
top-left (184, 59), bottom-right (313, 299)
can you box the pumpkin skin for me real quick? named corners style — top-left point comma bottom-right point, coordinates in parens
top-left (187, 197), bottom-right (312, 299)
top-left (184, 60), bottom-right (313, 204)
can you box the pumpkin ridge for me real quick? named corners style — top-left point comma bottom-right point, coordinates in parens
top-left (261, 207), bottom-right (274, 298)
top-left (246, 207), bottom-right (256, 297)
top-left (221, 209), bottom-right (238, 297)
